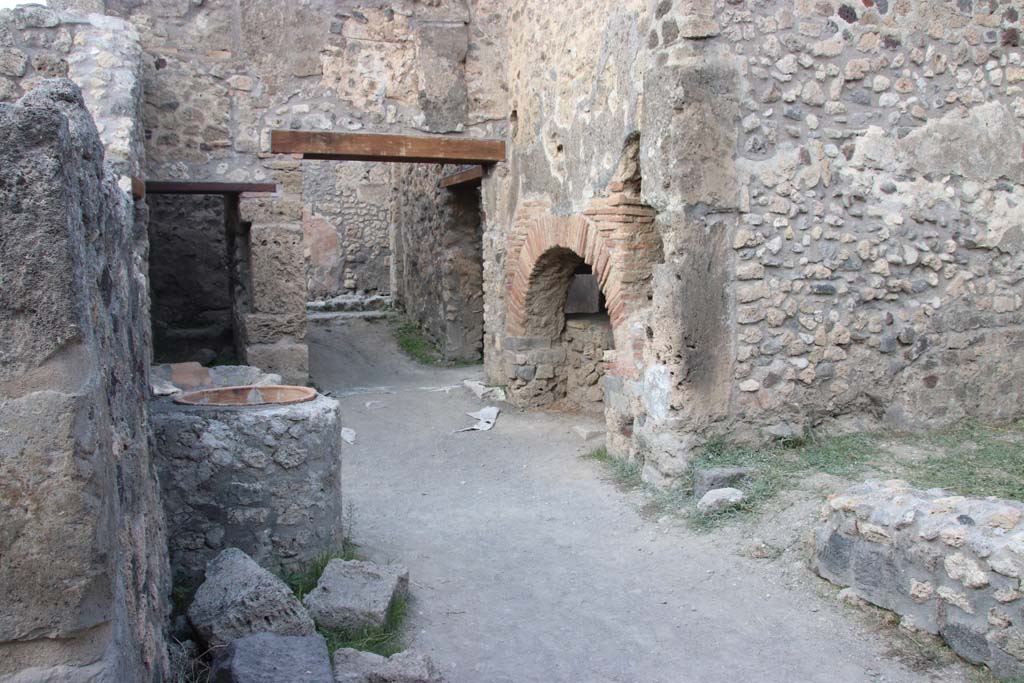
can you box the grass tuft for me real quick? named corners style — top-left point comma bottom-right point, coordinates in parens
top-left (582, 446), bottom-right (643, 490)
top-left (278, 545), bottom-right (364, 603)
top-left (393, 319), bottom-right (444, 365)
top-left (318, 592), bottom-right (408, 657)
top-left (908, 421), bottom-right (1024, 500)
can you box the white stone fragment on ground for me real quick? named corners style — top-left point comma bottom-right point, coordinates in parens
top-left (303, 559), bottom-right (409, 633)
top-left (573, 425), bottom-right (605, 441)
top-left (187, 548), bottom-right (315, 648)
top-left (696, 487), bottom-right (747, 514)
top-left (463, 379), bottom-right (507, 402)
top-left (455, 406), bottom-right (499, 433)
top-left (333, 648), bottom-right (442, 683)
top-left (341, 427), bottom-right (357, 444)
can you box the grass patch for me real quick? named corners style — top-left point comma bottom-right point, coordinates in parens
top-left (392, 317), bottom-right (481, 367)
top-left (393, 319), bottom-right (444, 365)
top-left (582, 446), bottom-right (643, 490)
top-left (278, 545), bottom-right (364, 602)
top-left (318, 592), bottom-right (408, 657)
top-left (906, 421), bottom-right (1024, 500)
top-left (685, 432), bottom-right (884, 529)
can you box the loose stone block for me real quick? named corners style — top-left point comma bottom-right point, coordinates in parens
top-left (696, 488), bottom-right (746, 514)
top-left (304, 560), bottom-right (410, 633)
top-left (211, 632), bottom-right (333, 683)
top-left (188, 548), bottom-right (315, 649)
top-left (333, 648), bottom-right (442, 683)
top-left (693, 467), bottom-right (755, 500)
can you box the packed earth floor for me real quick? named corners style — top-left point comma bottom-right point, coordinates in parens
top-left (310, 317), bottom-right (984, 683)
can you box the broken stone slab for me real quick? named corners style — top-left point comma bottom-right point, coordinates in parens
top-left (692, 467), bottom-right (756, 500)
top-left (572, 425), bottom-right (605, 442)
top-left (303, 560), bottom-right (409, 633)
top-left (210, 632), bottom-right (333, 683)
top-left (696, 487), bottom-right (747, 514)
top-left (150, 362), bottom-right (282, 395)
top-left (333, 648), bottom-right (442, 683)
top-left (188, 548), bottom-right (315, 648)
top-left (462, 379), bottom-right (507, 402)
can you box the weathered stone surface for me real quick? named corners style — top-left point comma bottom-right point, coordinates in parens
top-left (304, 560), bottom-right (409, 633)
top-left (696, 488), bottom-right (746, 514)
top-left (332, 648), bottom-right (442, 683)
top-left (0, 76), bottom-right (168, 680)
top-left (693, 467), bottom-right (756, 500)
top-left (153, 394), bottom-right (342, 583)
top-left (210, 632), bottom-right (333, 683)
top-left (814, 481), bottom-right (1024, 679)
top-left (188, 548), bottom-right (316, 648)
top-left (391, 164), bottom-right (484, 363)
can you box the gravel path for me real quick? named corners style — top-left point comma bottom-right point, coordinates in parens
top-left (309, 317), bottom-right (970, 683)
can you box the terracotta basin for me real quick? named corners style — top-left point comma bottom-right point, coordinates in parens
top-left (173, 385), bottom-right (317, 407)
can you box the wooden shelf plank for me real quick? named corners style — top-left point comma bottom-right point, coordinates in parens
top-left (271, 131), bottom-right (506, 165)
top-left (439, 166), bottom-right (484, 189)
top-left (145, 181), bottom-right (277, 195)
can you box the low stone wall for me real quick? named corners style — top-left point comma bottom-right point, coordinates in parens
top-left (813, 480), bottom-right (1024, 680)
top-left (152, 393), bottom-right (343, 584)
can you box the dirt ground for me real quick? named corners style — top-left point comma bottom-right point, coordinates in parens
top-left (309, 316), bottom-right (983, 683)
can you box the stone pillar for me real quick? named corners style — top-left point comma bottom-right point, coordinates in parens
top-left (236, 160), bottom-right (310, 385)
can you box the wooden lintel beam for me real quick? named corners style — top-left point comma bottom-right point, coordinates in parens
top-left (131, 176), bottom-right (145, 200)
top-left (439, 166), bottom-right (484, 189)
top-left (271, 131), bottom-right (506, 165)
top-left (145, 181), bottom-right (278, 195)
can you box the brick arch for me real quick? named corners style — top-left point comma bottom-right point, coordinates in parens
top-left (504, 195), bottom-right (662, 353)
top-left (506, 215), bottom-right (620, 337)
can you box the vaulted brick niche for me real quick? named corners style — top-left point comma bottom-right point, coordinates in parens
top-left (500, 193), bottom-right (661, 415)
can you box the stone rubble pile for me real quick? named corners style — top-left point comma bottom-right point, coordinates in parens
top-left (813, 480), bottom-right (1024, 680)
top-left (181, 548), bottom-right (438, 683)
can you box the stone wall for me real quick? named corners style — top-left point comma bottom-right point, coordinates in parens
top-left (561, 315), bottom-right (613, 415)
top-left (304, 161), bottom-right (392, 300)
top-left (814, 480), bottom-right (1024, 680)
top-left (392, 163), bottom-right (485, 362)
top-left (0, 77), bottom-right (168, 683)
top-left (149, 193), bottom-right (234, 363)
top-left (44, 0), bottom-right (509, 379)
top-left (481, 0), bottom-right (1024, 486)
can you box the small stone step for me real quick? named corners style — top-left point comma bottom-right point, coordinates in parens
top-left (210, 633), bottom-right (333, 683)
top-left (303, 560), bottom-right (409, 633)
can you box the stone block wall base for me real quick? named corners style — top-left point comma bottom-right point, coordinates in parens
top-left (245, 342), bottom-right (309, 386)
